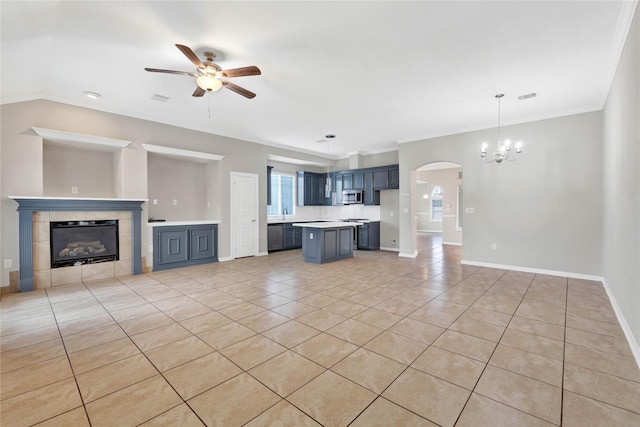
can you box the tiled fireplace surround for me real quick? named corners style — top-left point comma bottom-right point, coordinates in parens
top-left (11, 198), bottom-right (145, 292)
top-left (32, 210), bottom-right (133, 288)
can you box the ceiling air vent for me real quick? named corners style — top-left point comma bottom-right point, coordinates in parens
top-left (151, 94), bottom-right (170, 102)
top-left (518, 92), bottom-right (537, 101)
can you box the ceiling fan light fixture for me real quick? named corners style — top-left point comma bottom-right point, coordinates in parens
top-left (196, 74), bottom-right (222, 92)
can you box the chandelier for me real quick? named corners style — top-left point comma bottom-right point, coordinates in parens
top-left (481, 94), bottom-right (523, 163)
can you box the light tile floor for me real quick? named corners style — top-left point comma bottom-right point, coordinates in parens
top-left (2, 233), bottom-right (640, 426)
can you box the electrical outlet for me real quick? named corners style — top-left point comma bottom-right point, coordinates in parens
top-left (4, 259), bottom-right (12, 268)
top-left (465, 208), bottom-right (475, 214)
top-left (148, 245), bottom-right (153, 252)
top-left (71, 186), bottom-right (78, 194)
top-left (492, 243), bottom-right (497, 250)
top-left (172, 199), bottom-right (177, 206)
top-left (153, 199), bottom-right (158, 205)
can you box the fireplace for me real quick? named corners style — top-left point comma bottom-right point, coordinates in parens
top-left (50, 220), bottom-right (119, 268)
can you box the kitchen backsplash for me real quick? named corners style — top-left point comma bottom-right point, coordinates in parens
top-left (293, 204), bottom-right (381, 221)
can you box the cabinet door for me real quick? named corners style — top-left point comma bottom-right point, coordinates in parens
top-left (157, 229), bottom-right (188, 265)
top-left (293, 228), bottom-right (303, 248)
top-left (283, 227), bottom-right (295, 249)
top-left (267, 166), bottom-right (273, 206)
top-left (363, 171), bottom-right (380, 205)
top-left (190, 226), bottom-right (216, 260)
top-left (335, 174), bottom-right (343, 205)
top-left (373, 169), bottom-right (389, 189)
top-left (388, 166), bottom-right (399, 189)
top-left (358, 226), bottom-right (369, 249)
top-left (353, 171), bottom-right (364, 190)
top-left (342, 173), bottom-right (353, 190)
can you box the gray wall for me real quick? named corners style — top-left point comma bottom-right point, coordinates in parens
top-left (43, 143), bottom-right (115, 198)
top-left (0, 99), bottom-right (335, 282)
top-left (398, 111), bottom-right (603, 276)
top-left (147, 153), bottom-right (207, 221)
top-left (602, 8), bottom-right (640, 348)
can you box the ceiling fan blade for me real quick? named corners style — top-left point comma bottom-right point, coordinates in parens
top-left (192, 86), bottom-right (206, 97)
top-left (222, 81), bottom-right (256, 99)
top-left (145, 68), bottom-right (197, 77)
top-left (220, 66), bottom-right (261, 78)
top-left (175, 44), bottom-right (206, 71)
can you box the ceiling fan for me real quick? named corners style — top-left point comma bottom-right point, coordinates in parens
top-left (145, 44), bottom-right (261, 99)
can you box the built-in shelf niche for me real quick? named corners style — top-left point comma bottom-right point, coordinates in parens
top-left (143, 144), bottom-right (224, 222)
top-left (34, 127), bottom-right (133, 199)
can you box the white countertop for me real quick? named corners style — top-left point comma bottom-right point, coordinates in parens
top-left (147, 220), bottom-right (221, 227)
top-left (292, 221), bottom-right (360, 228)
top-left (9, 196), bottom-right (147, 202)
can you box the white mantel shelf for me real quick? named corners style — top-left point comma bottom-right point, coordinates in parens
top-left (147, 220), bottom-right (221, 227)
top-left (9, 196), bottom-right (147, 202)
top-left (31, 127), bottom-right (131, 150)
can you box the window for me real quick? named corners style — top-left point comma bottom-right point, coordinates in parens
top-left (268, 172), bottom-right (295, 217)
top-left (431, 185), bottom-right (443, 221)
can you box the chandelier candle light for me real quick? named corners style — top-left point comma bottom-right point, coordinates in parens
top-left (481, 94), bottom-right (523, 163)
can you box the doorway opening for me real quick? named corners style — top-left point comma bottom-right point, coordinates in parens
top-left (414, 162), bottom-right (463, 253)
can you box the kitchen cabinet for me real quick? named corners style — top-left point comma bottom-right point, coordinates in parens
top-left (363, 171), bottom-right (380, 205)
top-left (388, 166), bottom-right (399, 189)
top-left (297, 171), bottom-right (323, 206)
top-left (283, 223), bottom-right (303, 249)
top-left (373, 165), bottom-right (400, 190)
top-left (299, 224), bottom-right (354, 263)
top-left (267, 166), bottom-right (273, 206)
top-left (153, 224), bottom-right (218, 271)
top-left (339, 171), bottom-right (364, 191)
top-left (358, 221), bottom-right (380, 250)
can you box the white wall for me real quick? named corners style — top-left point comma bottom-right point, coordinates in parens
top-left (399, 111), bottom-right (603, 276)
top-left (602, 7), bottom-right (640, 351)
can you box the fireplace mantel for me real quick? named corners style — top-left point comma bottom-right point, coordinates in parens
top-left (10, 197), bottom-right (146, 292)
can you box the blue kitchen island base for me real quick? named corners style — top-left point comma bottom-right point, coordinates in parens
top-left (295, 222), bottom-right (355, 264)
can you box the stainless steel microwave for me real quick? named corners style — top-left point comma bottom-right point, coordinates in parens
top-left (342, 190), bottom-right (364, 204)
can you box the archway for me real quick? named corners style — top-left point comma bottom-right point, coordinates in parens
top-left (413, 162), bottom-right (463, 254)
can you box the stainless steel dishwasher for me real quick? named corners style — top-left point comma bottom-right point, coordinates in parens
top-left (267, 224), bottom-right (283, 252)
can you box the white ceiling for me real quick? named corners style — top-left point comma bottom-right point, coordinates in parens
top-left (1, 1), bottom-right (636, 160)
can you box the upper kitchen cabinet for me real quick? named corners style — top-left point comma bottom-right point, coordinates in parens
top-left (297, 171), bottom-right (323, 206)
top-left (341, 171), bottom-right (364, 190)
top-left (373, 165), bottom-right (399, 190)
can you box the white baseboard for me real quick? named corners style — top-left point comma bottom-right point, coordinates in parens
top-left (461, 259), bottom-right (640, 370)
top-left (398, 250), bottom-right (418, 258)
top-left (442, 241), bottom-right (462, 246)
top-left (417, 230), bottom-right (442, 233)
top-left (601, 278), bottom-right (640, 370)
top-left (460, 259), bottom-right (602, 281)
top-left (257, 251), bottom-right (269, 257)
top-left (380, 246), bottom-right (400, 252)
top-left (218, 256), bottom-right (233, 262)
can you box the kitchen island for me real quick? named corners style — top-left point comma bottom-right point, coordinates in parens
top-left (293, 222), bottom-right (357, 264)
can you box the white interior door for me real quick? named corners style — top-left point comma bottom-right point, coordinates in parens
top-left (231, 172), bottom-right (259, 258)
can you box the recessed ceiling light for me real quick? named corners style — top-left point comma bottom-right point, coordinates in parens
top-left (83, 91), bottom-right (101, 99)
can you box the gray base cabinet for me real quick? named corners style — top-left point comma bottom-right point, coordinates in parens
top-left (358, 221), bottom-right (380, 250)
top-left (302, 226), bottom-right (353, 264)
top-left (153, 224), bottom-right (218, 271)
top-left (283, 223), bottom-right (303, 249)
